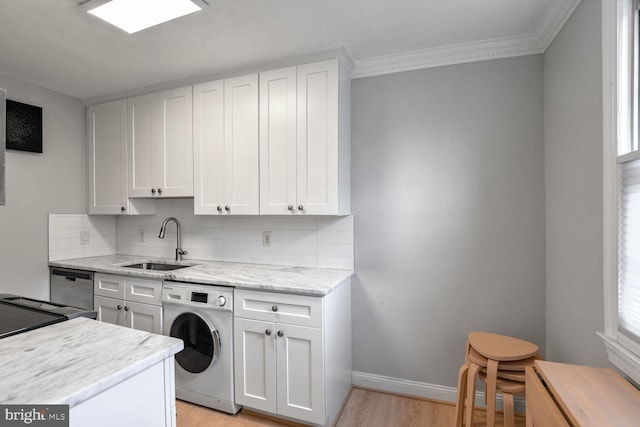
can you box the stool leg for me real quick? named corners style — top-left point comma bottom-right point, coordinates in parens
top-left (455, 363), bottom-right (469, 427)
top-left (465, 363), bottom-right (481, 426)
top-left (486, 359), bottom-right (498, 427)
top-left (503, 392), bottom-right (514, 427)
top-left (484, 380), bottom-right (488, 405)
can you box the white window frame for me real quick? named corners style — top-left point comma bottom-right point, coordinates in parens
top-left (601, 0), bottom-right (640, 384)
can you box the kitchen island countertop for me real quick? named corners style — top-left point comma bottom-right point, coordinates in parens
top-left (50, 254), bottom-right (353, 296)
top-left (0, 317), bottom-right (183, 406)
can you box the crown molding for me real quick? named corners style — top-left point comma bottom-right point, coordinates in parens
top-left (352, 0), bottom-right (583, 79)
top-left (351, 34), bottom-right (542, 79)
top-left (534, 0), bottom-right (583, 50)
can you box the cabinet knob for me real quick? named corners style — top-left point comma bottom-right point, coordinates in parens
top-left (151, 188), bottom-right (156, 195)
top-left (117, 305), bottom-right (122, 310)
top-left (157, 188), bottom-right (163, 195)
top-left (120, 206), bottom-right (125, 212)
top-left (265, 329), bottom-right (272, 336)
top-left (272, 305), bottom-right (278, 312)
top-left (277, 330), bottom-right (284, 337)
top-left (225, 205), bottom-right (230, 212)
top-left (217, 205), bottom-right (222, 212)
top-left (298, 205), bottom-right (304, 211)
top-left (288, 205), bottom-right (294, 211)
top-left (124, 306), bottom-right (129, 311)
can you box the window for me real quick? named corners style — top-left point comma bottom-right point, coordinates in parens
top-left (602, 0), bottom-right (640, 384)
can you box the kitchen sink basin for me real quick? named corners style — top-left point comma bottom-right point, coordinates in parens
top-left (122, 262), bottom-right (191, 271)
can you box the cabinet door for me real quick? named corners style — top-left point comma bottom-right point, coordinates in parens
top-left (259, 67), bottom-right (297, 215)
top-left (94, 295), bottom-right (125, 327)
top-left (276, 324), bottom-right (325, 424)
top-left (224, 74), bottom-right (259, 215)
top-left (158, 87), bottom-right (193, 197)
top-left (128, 93), bottom-right (158, 198)
top-left (125, 301), bottom-right (163, 334)
top-left (296, 59), bottom-right (340, 215)
top-left (234, 317), bottom-right (277, 413)
top-left (87, 100), bottom-right (127, 215)
top-left (193, 80), bottom-right (225, 214)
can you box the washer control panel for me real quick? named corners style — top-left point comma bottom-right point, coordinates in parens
top-left (162, 283), bottom-right (233, 311)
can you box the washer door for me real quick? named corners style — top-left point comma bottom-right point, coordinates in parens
top-left (170, 312), bottom-right (221, 374)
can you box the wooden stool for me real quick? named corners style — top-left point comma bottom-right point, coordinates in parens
top-left (478, 372), bottom-right (525, 427)
top-left (455, 332), bottom-right (539, 427)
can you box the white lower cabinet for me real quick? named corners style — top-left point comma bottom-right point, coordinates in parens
top-left (94, 273), bottom-right (163, 334)
top-left (234, 284), bottom-right (351, 426)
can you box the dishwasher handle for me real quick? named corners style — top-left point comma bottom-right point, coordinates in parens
top-left (50, 268), bottom-right (93, 282)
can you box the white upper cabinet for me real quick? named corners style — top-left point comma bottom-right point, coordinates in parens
top-left (87, 100), bottom-right (127, 214)
top-left (87, 100), bottom-right (154, 215)
top-left (193, 80), bottom-right (225, 214)
top-left (128, 86), bottom-right (193, 198)
top-left (194, 74), bottom-right (259, 215)
top-left (127, 93), bottom-right (156, 197)
top-left (260, 58), bottom-right (351, 215)
top-left (89, 55), bottom-right (350, 216)
top-left (259, 67), bottom-right (298, 215)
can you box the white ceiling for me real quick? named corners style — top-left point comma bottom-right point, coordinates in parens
top-left (0, 0), bottom-right (580, 104)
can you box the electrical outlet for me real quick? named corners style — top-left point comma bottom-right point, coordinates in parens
top-left (80, 230), bottom-right (90, 245)
top-left (139, 228), bottom-right (146, 242)
top-left (262, 231), bottom-right (272, 247)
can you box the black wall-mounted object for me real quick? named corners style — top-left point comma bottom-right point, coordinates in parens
top-left (6, 99), bottom-right (42, 153)
top-left (0, 89), bottom-right (5, 205)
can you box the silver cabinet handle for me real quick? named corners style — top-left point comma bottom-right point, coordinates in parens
top-left (157, 188), bottom-right (163, 195)
top-left (288, 205), bottom-right (294, 211)
top-left (225, 206), bottom-right (230, 212)
top-left (151, 188), bottom-right (156, 195)
top-left (298, 205), bottom-right (304, 211)
top-left (265, 329), bottom-right (272, 336)
top-left (277, 331), bottom-right (284, 337)
top-left (272, 305), bottom-right (278, 312)
top-left (117, 305), bottom-right (122, 310)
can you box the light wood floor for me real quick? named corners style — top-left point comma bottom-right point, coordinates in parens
top-left (176, 387), bottom-right (526, 427)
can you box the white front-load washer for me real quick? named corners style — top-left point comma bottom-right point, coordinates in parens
top-left (161, 282), bottom-right (241, 414)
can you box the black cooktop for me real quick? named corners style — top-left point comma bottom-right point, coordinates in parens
top-left (0, 295), bottom-right (97, 339)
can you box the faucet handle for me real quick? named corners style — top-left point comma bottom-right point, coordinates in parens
top-left (176, 248), bottom-right (188, 261)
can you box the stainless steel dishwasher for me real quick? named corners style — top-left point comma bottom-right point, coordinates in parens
top-left (49, 268), bottom-right (94, 310)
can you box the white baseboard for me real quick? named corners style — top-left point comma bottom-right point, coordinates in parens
top-left (351, 371), bottom-right (526, 414)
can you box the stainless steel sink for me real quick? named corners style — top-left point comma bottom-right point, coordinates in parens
top-left (122, 262), bottom-right (191, 271)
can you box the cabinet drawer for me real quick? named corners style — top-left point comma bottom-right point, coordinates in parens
top-left (94, 273), bottom-right (162, 305)
top-left (95, 273), bottom-right (125, 299)
top-left (124, 277), bottom-right (162, 305)
top-left (525, 367), bottom-right (570, 427)
top-left (235, 290), bottom-right (322, 328)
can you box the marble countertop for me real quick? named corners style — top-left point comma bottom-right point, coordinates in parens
top-left (50, 255), bottom-right (353, 296)
top-left (0, 317), bottom-right (183, 406)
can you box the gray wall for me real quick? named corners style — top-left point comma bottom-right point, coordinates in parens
top-left (0, 74), bottom-right (86, 300)
top-left (351, 55), bottom-right (546, 387)
top-left (544, 0), bottom-right (609, 366)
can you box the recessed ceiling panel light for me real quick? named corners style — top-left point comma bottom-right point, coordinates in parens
top-left (83, 0), bottom-right (208, 34)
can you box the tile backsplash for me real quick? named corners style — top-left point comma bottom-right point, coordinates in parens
top-left (48, 214), bottom-right (116, 261)
top-left (49, 200), bottom-right (354, 270)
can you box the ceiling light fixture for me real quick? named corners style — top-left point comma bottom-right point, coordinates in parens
top-left (81, 0), bottom-right (209, 34)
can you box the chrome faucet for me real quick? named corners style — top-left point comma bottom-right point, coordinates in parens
top-left (158, 217), bottom-right (187, 261)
